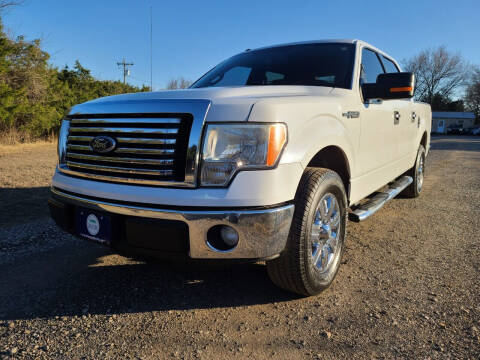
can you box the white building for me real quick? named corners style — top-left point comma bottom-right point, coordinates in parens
top-left (432, 112), bottom-right (475, 134)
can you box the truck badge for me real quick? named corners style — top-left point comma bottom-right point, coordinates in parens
top-left (342, 111), bottom-right (360, 119)
top-left (90, 136), bottom-right (116, 154)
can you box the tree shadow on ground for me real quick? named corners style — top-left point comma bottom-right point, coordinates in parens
top-left (0, 242), bottom-right (300, 321)
top-left (430, 135), bottom-right (480, 152)
top-left (0, 186), bottom-right (51, 227)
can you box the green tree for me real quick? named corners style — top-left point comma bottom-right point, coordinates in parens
top-left (430, 93), bottom-right (465, 112)
top-left (0, 17), bottom-right (148, 142)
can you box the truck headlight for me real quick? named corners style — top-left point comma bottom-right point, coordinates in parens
top-left (58, 119), bottom-right (70, 166)
top-left (200, 123), bottom-right (287, 186)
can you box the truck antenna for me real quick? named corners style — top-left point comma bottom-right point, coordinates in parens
top-left (150, 6), bottom-right (153, 91)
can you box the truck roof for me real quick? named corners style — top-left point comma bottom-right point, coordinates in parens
top-left (251, 39), bottom-right (358, 51)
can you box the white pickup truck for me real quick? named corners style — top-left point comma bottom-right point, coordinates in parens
top-left (49, 39), bottom-right (431, 296)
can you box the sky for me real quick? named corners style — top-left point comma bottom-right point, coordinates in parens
top-left (2, 0), bottom-right (479, 90)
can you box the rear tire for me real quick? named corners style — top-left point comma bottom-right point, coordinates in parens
top-left (266, 168), bottom-right (347, 296)
top-left (403, 145), bottom-right (425, 198)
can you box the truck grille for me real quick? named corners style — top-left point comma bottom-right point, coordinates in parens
top-left (64, 114), bottom-right (192, 185)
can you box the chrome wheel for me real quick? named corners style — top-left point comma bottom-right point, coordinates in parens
top-left (417, 153), bottom-right (424, 193)
top-left (266, 168), bottom-right (347, 295)
top-left (311, 193), bottom-right (342, 274)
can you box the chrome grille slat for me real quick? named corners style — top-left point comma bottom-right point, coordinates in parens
top-left (68, 135), bottom-right (94, 142)
top-left (115, 148), bottom-right (175, 155)
top-left (71, 118), bottom-right (181, 124)
top-left (66, 152), bottom-right (174, 166)
top-left (69, 127), bottom-right (178, 135)
top-left (67, 161), bottom-right (173, 176)
top-left (59, 168), bottom-right (179, 186)
top-left (64, 115), bottom-right (189, 184)
top-left (68, 135), bottom-right (177, 145)
top-left (67, 144), bottom-right (175, 155)
top-left (116, 137), bottom-right (177, 145)
top-left (67, 144), bottom-right (92, 152)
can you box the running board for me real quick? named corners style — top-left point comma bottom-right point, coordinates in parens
top-left (349, 176), bottom-right (413, 222)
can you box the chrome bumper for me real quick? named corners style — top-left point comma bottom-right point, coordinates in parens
top-left (51, 188), bottom-right (294, 259)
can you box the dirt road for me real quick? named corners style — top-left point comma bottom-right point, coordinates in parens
top-left (0, 136), bottom-right (479, 359)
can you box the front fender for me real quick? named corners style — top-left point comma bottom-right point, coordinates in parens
top-left (248, 94), bottom-right (358, 181)
top-left (294, 115), bottom-right (355, 173)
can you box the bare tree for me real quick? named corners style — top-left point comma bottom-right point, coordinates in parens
top-left (402, 46), bottom-right (469, 104)
top-left (465, 67), bottom-right (480, 122)
top-left (166, 77), bottom-right (192, 90)
top-left (0, 1), bottom-right (22, 10)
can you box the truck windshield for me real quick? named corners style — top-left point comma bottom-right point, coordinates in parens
top-left (191, 43), bottom-right (355, 89)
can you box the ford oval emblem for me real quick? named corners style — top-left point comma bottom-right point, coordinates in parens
top-left (90, 136), bottom-right (116, 154)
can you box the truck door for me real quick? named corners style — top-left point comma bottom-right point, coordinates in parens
top-left (358, 48), bottom-right (399, 179)
top-left (379, 55), bottom-right (414, 163)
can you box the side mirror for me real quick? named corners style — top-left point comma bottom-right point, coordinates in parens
top-left (363, 72), bottom-right (415, 101)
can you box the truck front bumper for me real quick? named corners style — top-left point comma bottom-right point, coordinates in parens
top-left (49, 187), bottom-right (294, 260)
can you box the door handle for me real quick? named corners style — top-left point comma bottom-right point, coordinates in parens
top-left (394, 111), bottom-right (400, 125)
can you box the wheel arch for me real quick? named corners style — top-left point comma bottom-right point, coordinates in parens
top-left (420, 131), bottom-right (428, 150)
top-left (306, 145), bottom-right (351, 199)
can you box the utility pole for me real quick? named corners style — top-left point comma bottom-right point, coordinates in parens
top-left (117, 59), bottom-right (134, 85)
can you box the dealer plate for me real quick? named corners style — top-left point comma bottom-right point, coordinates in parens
top-left (75, 207), bottom-right (111, 245)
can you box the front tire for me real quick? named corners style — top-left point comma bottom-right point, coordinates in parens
top-left (266, 168), bottom-right (347, 296)
top-left (402, 144), bottom-right (426, 198)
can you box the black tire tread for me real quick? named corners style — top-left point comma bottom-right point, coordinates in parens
top-left (267, 167), bottom-right (345, 296)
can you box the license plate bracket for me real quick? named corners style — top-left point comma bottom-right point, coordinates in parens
top-left (75, 207), bottom-right (111, 245)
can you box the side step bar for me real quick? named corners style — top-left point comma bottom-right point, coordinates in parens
top-left (349, 176), bottom-right (413, 222)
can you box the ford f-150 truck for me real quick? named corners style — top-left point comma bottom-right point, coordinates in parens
top-left (49, 39), bottom-right (431, 296)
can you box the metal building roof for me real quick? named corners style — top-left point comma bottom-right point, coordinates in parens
top-left (432, 112), bottom-right (475, 119)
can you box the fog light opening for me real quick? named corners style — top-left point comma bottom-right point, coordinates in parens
top-left (206, 225), bottom-right (239, 252)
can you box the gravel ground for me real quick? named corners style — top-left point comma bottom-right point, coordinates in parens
top-left (0, 136), bottom-right (479, 359)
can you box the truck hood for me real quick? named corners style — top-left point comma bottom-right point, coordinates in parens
top-left (69, 86), bottom-right (335, 121)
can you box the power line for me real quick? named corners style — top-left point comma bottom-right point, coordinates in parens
top-left (117, 58), bottom-right (134, 85)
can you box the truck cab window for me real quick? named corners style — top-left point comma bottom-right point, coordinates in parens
top-left (381, 55), bottom-right (400, 73)
top-left (192, 43), bottom-right (356, 89)
top-left (360, 48), bottom-right (384, 85)
top-left (206, 66), bottom-right (252, 87)
top-left (265, 71), bottom-right (285, 84)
